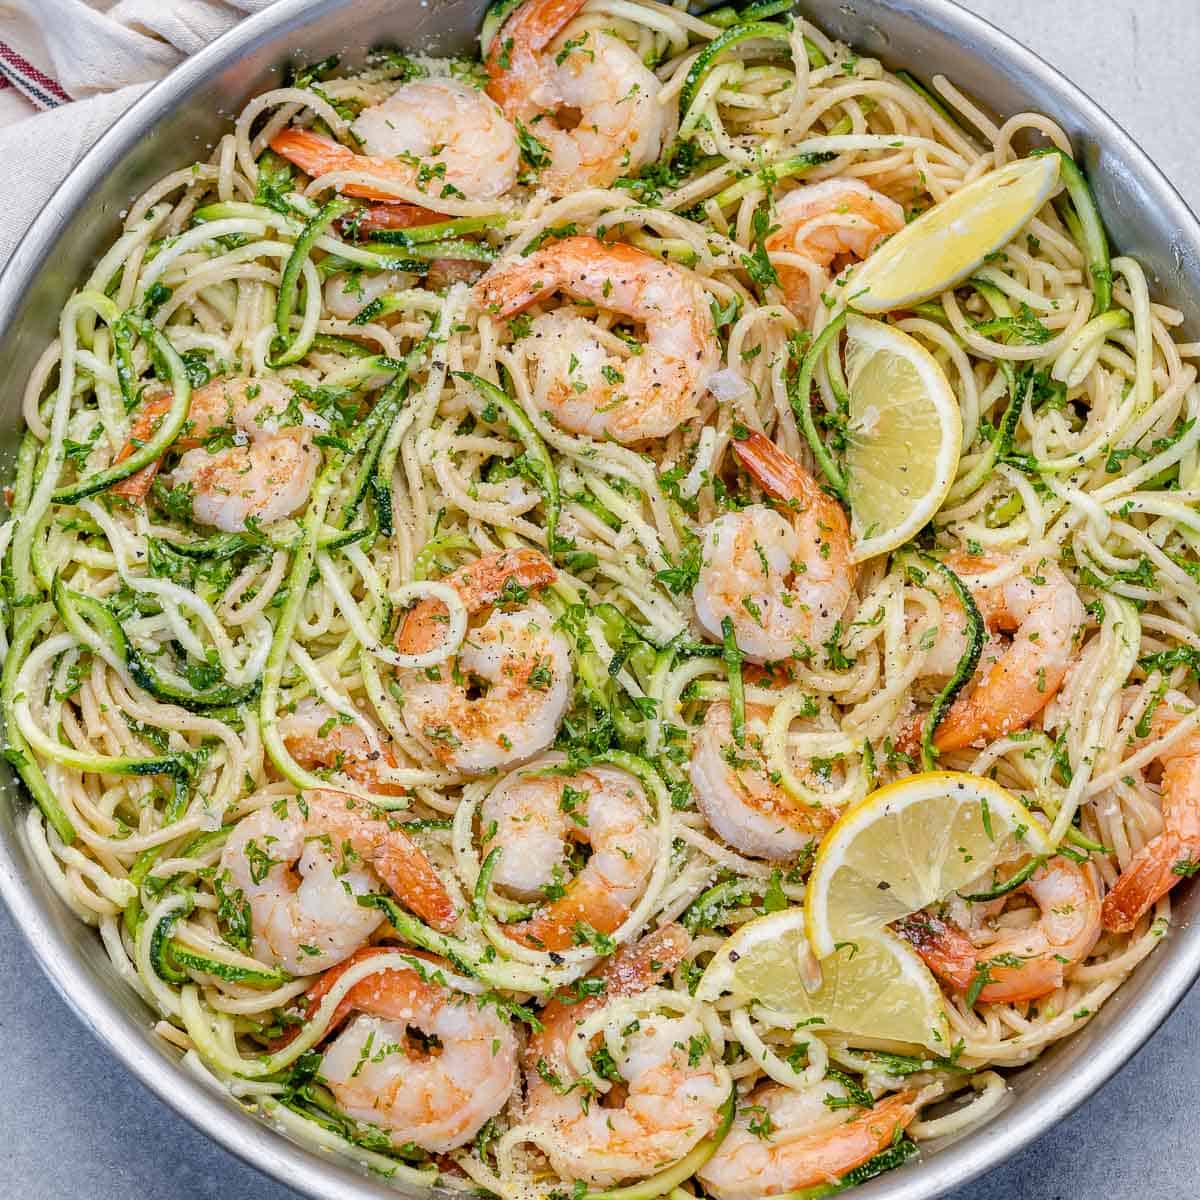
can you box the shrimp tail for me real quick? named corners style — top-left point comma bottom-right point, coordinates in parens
top-left (507, 877), bottom-right (630, 952)
top-left (109, 459), bottom-right (163, 501)
top-left (304, 789), bottom-right (458, 932)
top-left (1101, 832), bottom-right (1190, 933)
top-left (893, 912), bottom-right (977, 991)
top-left (485, 0), bottom-right (588, 108)
top-left (923, 685), bottom-right (1057, 754)
top-left (270, 127), bottom-right (355, 179)
top-left (286, 945), bottom-right (393, 1044)
top-left (795, 1093), bottom-right (917, 1186)
top-left (732, 430), bottom-right (837, 511)
top-left (474, 242), bottom-right (574, 315)
top-left (497, 0), bottom-right (586, 56)
top-left (269, 129), bottom-right (410, 203)
top-left (341, 203), bottom-right (449, 235)
top-left (292, 945), bottom-right (442, 1040)
top-left (369, 825), bottom-right (460, 932)
top-left (475, 236), bottom-right (647, 316)
top-left (109, 393), bottom-right (175, 501)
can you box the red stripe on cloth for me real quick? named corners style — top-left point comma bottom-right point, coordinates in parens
top-left (0, 77), bottom-right (11, 91)
top-left (0, 41), bottom-right (72, 108)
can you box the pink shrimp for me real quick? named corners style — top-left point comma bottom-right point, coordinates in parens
top-left (765, 179), bottom-right (905, 317)
top-left (270, 77), bottom-right (518, 203)
top-left (692, 431), bottom-right (855, 664)
top-left (524, 926), bottom-right (729, 1186)
top-left (1102, 692), bottom-right (1200, 932)
top-left (110, 376), bottom-right (302, 504)
top-left (300, 947), bottom-right (519, 1152)
top-left (474, 235), bottom-right (720, 443)
top-left (899, 554), bottom-right (1085, 755)
top-left (218, 790), bottom-right (457, 975)
top-left (480, 757), bottom-right (657, 952)
top-left (485, 0), bottom-right (667, 193)
top-left (394, 549), bottom-right (573, 774)
top-left (699, 1085), bottom-right (916, 1200)
top-left (279, 698), bottom-right (409, 797)
top-left (895, 855), bottom-right (1101, 1004)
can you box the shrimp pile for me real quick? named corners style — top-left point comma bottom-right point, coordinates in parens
top-left (9, 0), bottom-right (1200, 1196)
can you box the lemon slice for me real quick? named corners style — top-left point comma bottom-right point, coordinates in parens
top-left (842, 315), bottom-right (962, 562)
top-left (849, 155), bottom-right (1061, 313)
top-left (805, 771), bottom-right (1052, 960)
top-left (696, 908), bottom-right (951, 1051)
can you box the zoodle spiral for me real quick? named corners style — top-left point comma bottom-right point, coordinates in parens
top-left (5, 0), bottom-right (1200, 1195)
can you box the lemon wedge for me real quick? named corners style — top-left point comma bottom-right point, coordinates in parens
top-left (805, 771), bottom-right (1052, 960)
top-left (842, 315), bottom-right (962, 562)
top-left (849, 155), bottom-right (1061, 313)
top-left (696, 908), bottom-right (951, 1051)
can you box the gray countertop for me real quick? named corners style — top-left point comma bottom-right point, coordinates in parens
top-left (3, 1), bottom-right (1199, 1197)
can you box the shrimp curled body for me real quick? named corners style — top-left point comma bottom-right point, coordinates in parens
top-left (475, 236), bottom-right (720, 443)
top-left (524, 926), bottom-right (730, 1186)
top-left (112, 377), bottom-right (320, 531)
top-left (271, 78), bottom-right (519, 202)
top-left (690, 702), bottom-right (835, 859)
top-left (394, 549), bottom-right (573, 774)
top-left (218, 790), bottom-right (457, 975)
top-left (481, 755), bottom-right (657, 950)
top-left (901, 555), bottom-right (1085, 754)
top-left (693, 431), bottom-right (855, 663)
top-left (766, 179), bottom-right (904, 318)
top-left (486, 0), bottom-right (667, 193)
top-left (895, 855), bottom-right (1101, 1004)
top-left (309, 948), bottom-right (520, 1152)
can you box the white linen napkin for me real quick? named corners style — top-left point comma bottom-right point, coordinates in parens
top-left (0, 0), bottom-right (276, 262)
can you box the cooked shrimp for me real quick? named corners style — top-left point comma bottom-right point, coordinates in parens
top-left (693, 431), bottom-right (855, 663)
top-left (394, 549), bottom-right (573, 773)
top-left (485, 0), bottom-right (667, 193)
top-left (170, 432), bottom-right (318, 532)
top-left (114, 375), bottom-right (321, 531)
top-left (1102, 691), bottom-right (1200, 932)
top-left (280, 698), bottom-right (408, 796)
top-left (525, 925), bottom-right (729, 1186)
top-left (110, 376), bottom-right (312, 509)
top-left (340, 203), bottom-right (448, 236)
top-left (110, 394), bottom-right (180, 502)
top-left (689, 702), bottom-right (835, 859)
top-left (218, 789), bottom-right (456, 973)
top-left (895, 855), bottom-right (1101, 1004)
top-left (475, 236), bottom-right (720, 443)
top-left (765, 180), bottom-right (904, 318)
top-left (698, 1081), bottom-right (916, 1200)
top-left (307, 947), bottom-right (519, 1151)
top-left (900, 555), bottom-right (1085, 754)
top-left (270, 78), bottom-right (518, 202)
top-left (480, 756), bottom-right (657, 951)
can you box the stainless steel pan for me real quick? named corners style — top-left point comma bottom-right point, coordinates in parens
top-left (1, 2), bottom-right (1197, 1197)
